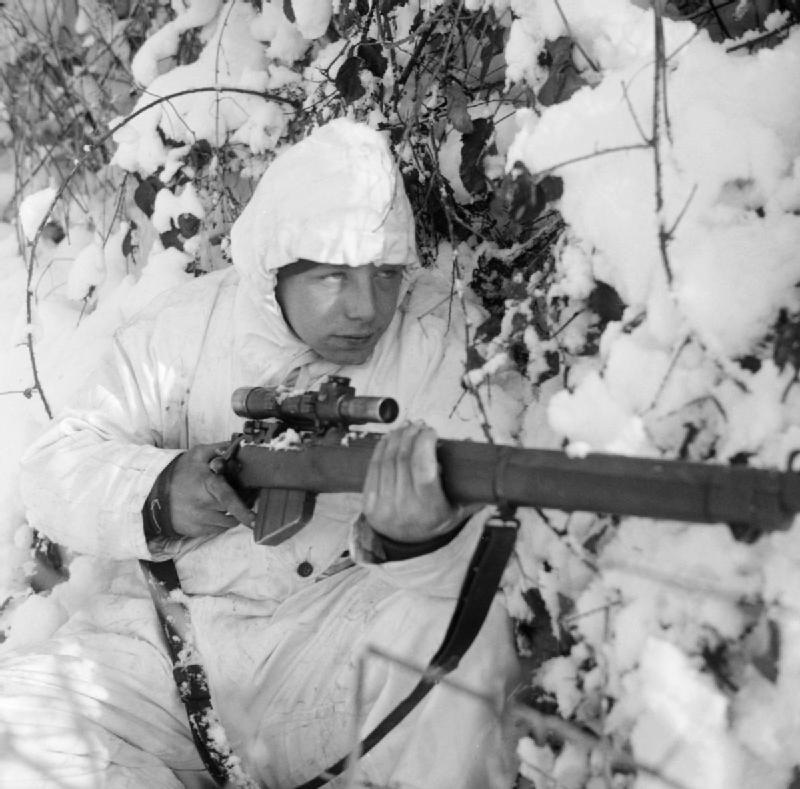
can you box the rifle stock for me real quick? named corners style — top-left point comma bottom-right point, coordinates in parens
top-left (231, 438), bottom-right (800, 536)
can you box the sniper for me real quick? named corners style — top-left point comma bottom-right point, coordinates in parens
top-left (0, 120), bottom-right (524, 788)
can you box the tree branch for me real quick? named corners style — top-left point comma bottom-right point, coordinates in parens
top-left (652, 0), bottom-right (673, 286)
top-left (726, 18), bottom-right (797, 53)
top-left (554, 0), bottom-right (600, 72)
top-left (538, 143), bottom-right (651, 177)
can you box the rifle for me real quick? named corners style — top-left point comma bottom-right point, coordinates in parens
top-left (168, 375), bottom-right (800, 788)
top-left (218, 376), bottom-right (800, 545)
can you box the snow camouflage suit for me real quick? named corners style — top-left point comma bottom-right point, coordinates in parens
top-left (0, 121), bottom-right (521, 788)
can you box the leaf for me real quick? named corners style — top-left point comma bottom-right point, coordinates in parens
top-left (41, 220), bottom-right (64, 245)
top-left (500, 277), bottom-right (528, 301)
top-left (751, 618), bottom-right (781, 684)
top-left (355, 40), bottom-right (387, 77)
top-left (539, 175), bottom-right (563, 202)
top-left (492, 163), bottom-right (544, 227)
top-left (773, 309), bottom-right (800, 373)
top-left (538, 37), bottom-right (588, 107)
top-left (445, 83), bottom-right (473, 134)
top-left (133, 176), bottom-right (161, 217)
top-left (380, 0), bottom-right (408, 12)
top-left (514, 588), bottom-right (572, 671)
top-left (335, 56), bottom-right (367, 103)
top-left (122, 221), bottom-right (137, 257)
top-left (177, 213), bottom-right (201, 238)
top-left (478, 22), bottom-right (506, 84)
top-left (459, 117), bottom-right (493, 196)
top-left (188, 139), bottom-right (213, 171)
top-left (475, 315), bottom-right (501, 343)
top-left (159, 227), bottom-right (183, 251)
top-left (465, 345), bottom-right (485, 372)
top-left (588, 281), bottom-right (625, 322)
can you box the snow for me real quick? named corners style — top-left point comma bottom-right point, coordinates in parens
top-left (291, 0), bottom-right (332, 40)
top-left (1, 2), bottom-right (800, 787)
top-left (131, 0), bottom-right (224, 86)
top-left (18, 188), bottom-right (56, 243)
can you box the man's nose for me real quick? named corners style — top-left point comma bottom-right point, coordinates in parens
top-left (343, 273), bottom-right (377, 323)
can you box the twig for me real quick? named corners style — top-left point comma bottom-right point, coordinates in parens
top-left (212, 1), bottom-right (238, 152)
top-left (511, 705), bottom-right (692, 789)
top-left (538, 143), bottom-right (651, 177)
top-left (360, 0), bottom-right (378, 43)
top-left (345, 645), bottom-right (501, 788)
top-left (666, 183), bottom-right (698, 238)
top-left (725, 18), bottom-right (797, 52)
top-left (708, 0), bottom-right (732, 39)
top-left (645, 334), bottom-right (691, 412)
top-left (392, 8), bottom-right (441, 103)
top-left (621, 81), bottom-right (650, 144)
top-left (23, 270), bottom-right (52, 419)
top-left (21, 85), bottom-right (298, 420)
top-left (685, 1), bottom-right (737, 21)
top-left (652, 0), bottom-right (673, 286)
top-left (549, 308), bottom-right (584, 339)
top-left (553, 0), bottom-right (600, 72)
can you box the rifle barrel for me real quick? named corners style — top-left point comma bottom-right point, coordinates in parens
top-left (233, 440), bottom-right (800, 532)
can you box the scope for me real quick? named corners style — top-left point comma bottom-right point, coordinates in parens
top-left (231, 376), bottom-right (399, 429)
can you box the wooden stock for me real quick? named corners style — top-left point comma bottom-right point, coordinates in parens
top-left (231, 438), bottom-right (800, 535)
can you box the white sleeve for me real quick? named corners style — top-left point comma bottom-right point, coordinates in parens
top-left (349, 509), bottom-right (496, 597)
top-left (19, 326), bottom-right (185, 560)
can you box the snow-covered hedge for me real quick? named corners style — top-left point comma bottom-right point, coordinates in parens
top-left (1, 1), bottom-right (800, 786)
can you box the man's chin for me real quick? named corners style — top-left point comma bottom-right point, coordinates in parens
top-left (318, 346), bottom-right (375, 366)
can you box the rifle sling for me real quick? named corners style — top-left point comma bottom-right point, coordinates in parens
top-left (295, 513), bottom-right (519, 789)
top-left (140, 557), bottom-right (238, 788)
top-left (141, 514), bottom-right (519, 789)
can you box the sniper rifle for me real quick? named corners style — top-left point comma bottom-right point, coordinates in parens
top-left (217, 375), bottom-right (800, 545)
top-left (153, 375), bottom-right (800, 788)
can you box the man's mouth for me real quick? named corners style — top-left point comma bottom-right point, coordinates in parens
top-left (333, 334), bottom-right (374, 345)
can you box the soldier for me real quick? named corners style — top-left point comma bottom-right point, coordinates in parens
top-left (1, 119), bottom-right (520, 789)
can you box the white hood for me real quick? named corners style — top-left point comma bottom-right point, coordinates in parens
top-left (228, 119), bottom-right (420, 386)
top-left (230, 118), bottom-right (418, 288)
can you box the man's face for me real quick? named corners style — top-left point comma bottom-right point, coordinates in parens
top-left (275, 259), bottom-right (405, 365)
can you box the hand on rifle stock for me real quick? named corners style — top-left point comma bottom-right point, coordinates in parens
top-left (362, 422), bottom-right (462, 543)
top-left (169, 443), bottom-right (256, 538)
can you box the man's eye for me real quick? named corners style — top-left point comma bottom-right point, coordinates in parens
top-left (376, 268), bottom-right (402, 279)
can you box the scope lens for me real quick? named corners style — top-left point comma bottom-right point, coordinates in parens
top-left (378, 399), bottom-right (399, 423)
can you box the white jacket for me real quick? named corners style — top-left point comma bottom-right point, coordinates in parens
top-left (19, 266), bottom-right (521, 788)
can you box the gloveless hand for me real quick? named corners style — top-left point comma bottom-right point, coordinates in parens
top-left (168, 443), bottom-right (255, 538)
top-left (362, 422), bottom-right (456, 543)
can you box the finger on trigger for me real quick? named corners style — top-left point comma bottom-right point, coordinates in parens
top-left (194, 442), bottom-right (231, 463)
top-left (202, 512), bottom-right (243, 531)
top-left (206, 474), bottom-right (254, 527)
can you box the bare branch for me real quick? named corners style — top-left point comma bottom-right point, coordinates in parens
top-left (652, 0), bottom-right (673, 286)
top-left (726, 18), bottom-right (797, 52)
top-left (553, 0), bottom-right (600, 72)
top-left (538, 143), bottom-right (651, 177)
top-left (512, 705), bottom-right (693, 789)
top-left (621, 80), bottom-right (650, 144)
top-left (666, 183), bottom-right (699, 238)
top-left (645, 334), bottom-right (691, 412)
